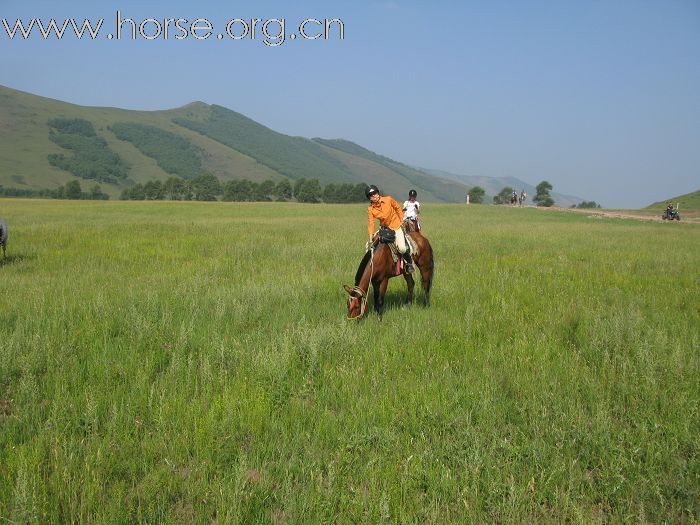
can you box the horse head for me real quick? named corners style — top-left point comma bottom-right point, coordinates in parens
top-left (343, 284), bottom-right (367, 319)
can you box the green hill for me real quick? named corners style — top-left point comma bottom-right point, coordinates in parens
top-left (646, 189), bottom-right (700, 211)
top-left (0, 85), bottom-right (468, 201)
top-left (313, 139), bottom-right (468, 203)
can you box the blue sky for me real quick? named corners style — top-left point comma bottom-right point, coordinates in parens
top-left (1, 0), bottom-right (698, 207)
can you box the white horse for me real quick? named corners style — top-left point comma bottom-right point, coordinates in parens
top-left (518, 191), bottom-right (527, 207)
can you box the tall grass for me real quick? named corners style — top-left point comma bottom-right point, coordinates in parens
top-left (0, 199), bottom-right (698, 523)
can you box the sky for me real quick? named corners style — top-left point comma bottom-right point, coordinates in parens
top-left (1, 0), bottom-right (698, 208)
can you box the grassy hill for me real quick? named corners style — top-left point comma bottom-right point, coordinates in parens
top-left (646, 189), bottom-right (700, 211)
top-left (0, 85), bottom-right (467, 202)
top-left (314, 139), bottom-right (467, 203)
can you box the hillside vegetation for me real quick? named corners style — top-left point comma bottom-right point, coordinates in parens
top-left (314, 139), bottom-right (469, 203)
top-left (0, 199), bottom-right (698, 523)
top-left (47, 118), bottom-right (128, 183)
top-left (110, 122), bottom-right (203, 179)
top-left (647, 189), bottom-right (700, 211)
top-left (0, 85), bottom-right (467, 202)
top-left (174, 105), bottom-right (354, 184)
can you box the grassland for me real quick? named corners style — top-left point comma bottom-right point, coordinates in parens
top-left (0, 199), bottom-right (698, 523)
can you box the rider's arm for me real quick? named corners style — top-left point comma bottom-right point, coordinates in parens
top-left (367, 206), bottom-right (375, 238)
top-left (390, 197), bottom-right (403, 220)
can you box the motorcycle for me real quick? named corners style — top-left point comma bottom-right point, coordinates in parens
top-left (662, 208), bottom-right (680, 221)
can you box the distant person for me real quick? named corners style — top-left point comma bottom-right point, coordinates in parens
top-left (366, 185), bottom-right (413, 272)
top-left (511, 190), bottom-right (518, 205)
top-left (402, 189), bottom-right (421, 232)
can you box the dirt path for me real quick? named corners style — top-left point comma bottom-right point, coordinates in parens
top-left (538, 206), bottom-right (700, 224)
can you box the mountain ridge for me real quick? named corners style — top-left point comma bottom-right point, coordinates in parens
top-left (0, 84), bottom-right (588, 205)
top-left (0, 85), bottom-right (466, 201)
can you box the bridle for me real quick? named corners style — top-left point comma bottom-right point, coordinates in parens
top-left (346, 286), bottom-right (368, 320)
top-left (347, 244), bottom-right (374, 320)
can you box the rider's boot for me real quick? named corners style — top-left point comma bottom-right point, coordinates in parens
top-left (403, 252), bottom-right (414, 273)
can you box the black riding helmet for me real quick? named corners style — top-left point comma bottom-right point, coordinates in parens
top-left (365, 185), bottom-right (380, 200)
top-left (408, 189), bottom-right (417, 198)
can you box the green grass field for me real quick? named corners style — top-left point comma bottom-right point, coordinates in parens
top-left (0, 199), bottom-right (698, 523)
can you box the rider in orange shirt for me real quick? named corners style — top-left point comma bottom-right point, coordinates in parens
top-left (366, 185), bottom-right (413, 272)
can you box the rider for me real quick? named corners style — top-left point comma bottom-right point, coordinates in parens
top-left (366, 185), bottom-right (414, 272)
top-left (402, 189), bottom-right (420, 232)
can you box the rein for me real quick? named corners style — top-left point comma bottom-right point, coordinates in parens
top-left (347, 245), bottom-right (374, 320)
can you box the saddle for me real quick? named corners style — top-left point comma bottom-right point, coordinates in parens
top-left (388, 232), bottom-right (419, 274)
top-left (369, 227), bottom-right (420, 273)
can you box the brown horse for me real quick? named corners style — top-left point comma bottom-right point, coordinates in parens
top-left (344, 231), bottom-right (434, 320)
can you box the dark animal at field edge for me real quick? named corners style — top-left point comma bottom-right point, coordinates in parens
top-left (344, 229), bottom-right (434, 320)
top-left (0, 219), bottom-right (7, 258)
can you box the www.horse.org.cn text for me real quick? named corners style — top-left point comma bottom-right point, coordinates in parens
top-left (1, 12), bottom-right (345, 47)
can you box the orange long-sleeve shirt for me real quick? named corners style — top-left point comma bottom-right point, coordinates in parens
top-left (367, 195), bottom-right (403, 235)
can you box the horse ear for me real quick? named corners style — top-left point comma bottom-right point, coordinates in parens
top-left (343, 284), bottom-right (353, 294)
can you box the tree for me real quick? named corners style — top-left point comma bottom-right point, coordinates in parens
top-left (90, 184), bottom-right (108, 200)
top-left (258, 179), bottom-right (276, 201)
top-left (129, 183), bottom-right (146, 200)
top-left (223, 179), bottom-right (253, 201)
top-left (571, 200), bottom-right (601, 209)
top-left (190, 173), bottom-right (221, 201)
top-left (293, 178), bottom-right (307, 200)
top-left (274, 179), bottom-right (293, 201)
top-left (468, 186), bottom-right (485, 203)
top-left (533, 181), bottom-right (554, 207)
top-left (493, 186), bottom-right (514, 205)
top-left (65, 180), bottom-right (82, 200)
top-left (296, 178), bottom-right (322, 203)
top-left (143, 180), bottom-right (164, 200)
top-left (164, 177), bottom-right (187, 200)
top-left (352, 183), bottom-right (367, 202)
top-left (323, 183), bottom-right (338, 203)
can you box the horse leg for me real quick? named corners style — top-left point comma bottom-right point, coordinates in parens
top-left (416, 252), bottom-right (433, 307)
top-left (403, 272), bottom-right (415, 305)
top-left (420, 267), bottom-right (431, 307)
top-left (373, 279), bottom-right (389, 320)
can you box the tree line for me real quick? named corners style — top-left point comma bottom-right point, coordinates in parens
top-left (465, 181), bottom-right (556, 206)
top-left (0, 181), bottom-right (109, 200)
top-left (119, 175), bottom-right (368, 203)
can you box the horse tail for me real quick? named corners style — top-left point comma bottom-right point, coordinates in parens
top-left (423, 237), bottom-right (435, 289)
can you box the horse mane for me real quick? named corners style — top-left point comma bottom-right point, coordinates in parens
top-left (354, 249), bottom-right (373, 285)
